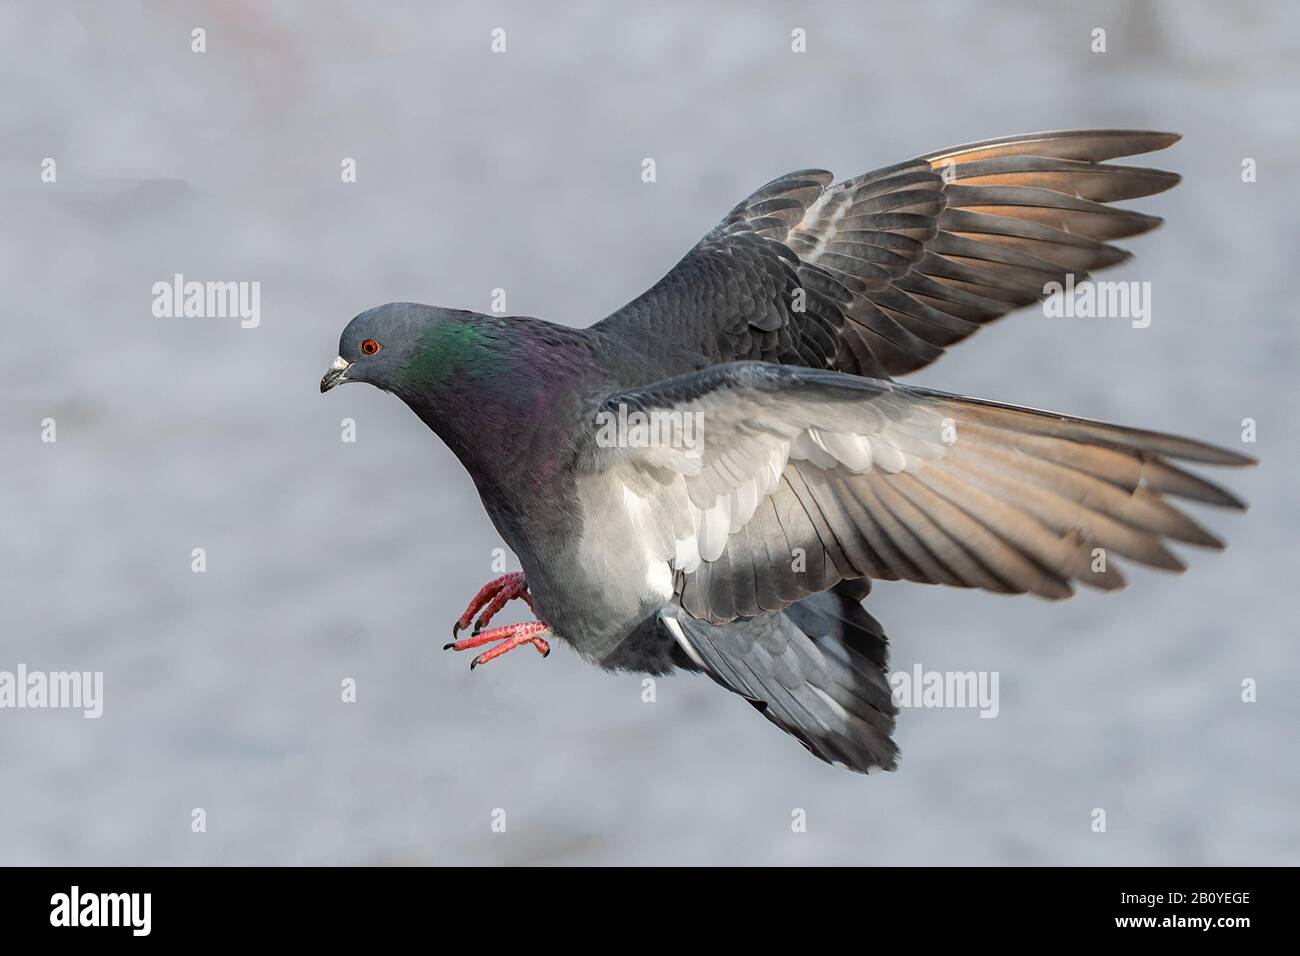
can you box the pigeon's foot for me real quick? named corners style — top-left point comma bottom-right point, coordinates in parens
top-left (443, 621), bottom-right (551, 670)
top-left (452, 571), bottom-right (534, 638)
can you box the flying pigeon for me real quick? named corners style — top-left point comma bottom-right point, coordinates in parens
top-left (321, 130), bottom-right (1253, 773)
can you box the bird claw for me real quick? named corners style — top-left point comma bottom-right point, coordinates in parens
top-left (445, 573), bottom-right (547, 668)
top-left (453, 572), bottom-right (533, 636)
top-left (445, 622), bottom-right (551, 670)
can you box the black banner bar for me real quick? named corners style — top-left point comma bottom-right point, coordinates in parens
top-left (0, 866), bottom-right (1277, 942)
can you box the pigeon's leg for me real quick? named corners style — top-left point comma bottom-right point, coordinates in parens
top-left (452, 571), bottom-right (534, 638)
top-left (442, 622), bottom-right (551, 670)
top-left (471, 576), bottom-right (535, 634)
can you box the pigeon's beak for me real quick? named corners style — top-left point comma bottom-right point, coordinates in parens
top-left (320, 356), bottom-right (351, 393)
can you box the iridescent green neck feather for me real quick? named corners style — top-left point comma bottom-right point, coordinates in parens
top-left (400, 316), bottom-right (503, 388)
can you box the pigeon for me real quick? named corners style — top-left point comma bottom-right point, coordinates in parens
top-left (321, 129), bottom-right (1253, 774)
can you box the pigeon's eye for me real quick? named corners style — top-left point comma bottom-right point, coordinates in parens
top-left (360, 338), bottom-right (381, 356)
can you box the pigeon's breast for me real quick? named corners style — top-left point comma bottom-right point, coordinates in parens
top-left (539, 470), bottom-right (677, 663)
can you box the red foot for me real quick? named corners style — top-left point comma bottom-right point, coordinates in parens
top-left (452, 572), bottom-right (534, 637)
top-left (443, 621), bottom-right (551, 670)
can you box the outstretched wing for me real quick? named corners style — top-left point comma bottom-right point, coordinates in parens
top-left (587, 362), bottom-right (1252, 625)
top-left (594, 130), bottom-right (1180, 379)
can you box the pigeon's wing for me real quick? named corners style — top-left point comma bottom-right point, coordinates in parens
top-left (593, 130), bottom-right (1180, 378)
top-left (666, 584), bottom-right (900, 774)
top-left (588, 361), bottom-right (1252, 624)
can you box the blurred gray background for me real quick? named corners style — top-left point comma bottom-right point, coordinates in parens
top-left (2, 0), bottom-right (1296, 865)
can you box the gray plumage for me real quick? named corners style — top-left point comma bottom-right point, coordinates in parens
top-left (322, 130), bottom-right (1253, 774)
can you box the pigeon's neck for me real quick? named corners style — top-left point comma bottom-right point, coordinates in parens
top-left (395, 314), bottom-right (596, 486)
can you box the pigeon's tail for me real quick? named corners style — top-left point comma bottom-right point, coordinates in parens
top-left (666, 584), bottom-right (899, 773)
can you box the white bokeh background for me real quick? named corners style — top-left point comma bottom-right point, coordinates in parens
top-left (1, 0), bottom-right (1296, 864)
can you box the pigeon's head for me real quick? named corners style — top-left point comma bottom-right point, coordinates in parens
top-left (320, 302), bottom-right (483, 395)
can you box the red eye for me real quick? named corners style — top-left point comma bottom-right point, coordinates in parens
top-left (360, 338), bottom-right (381, 356)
